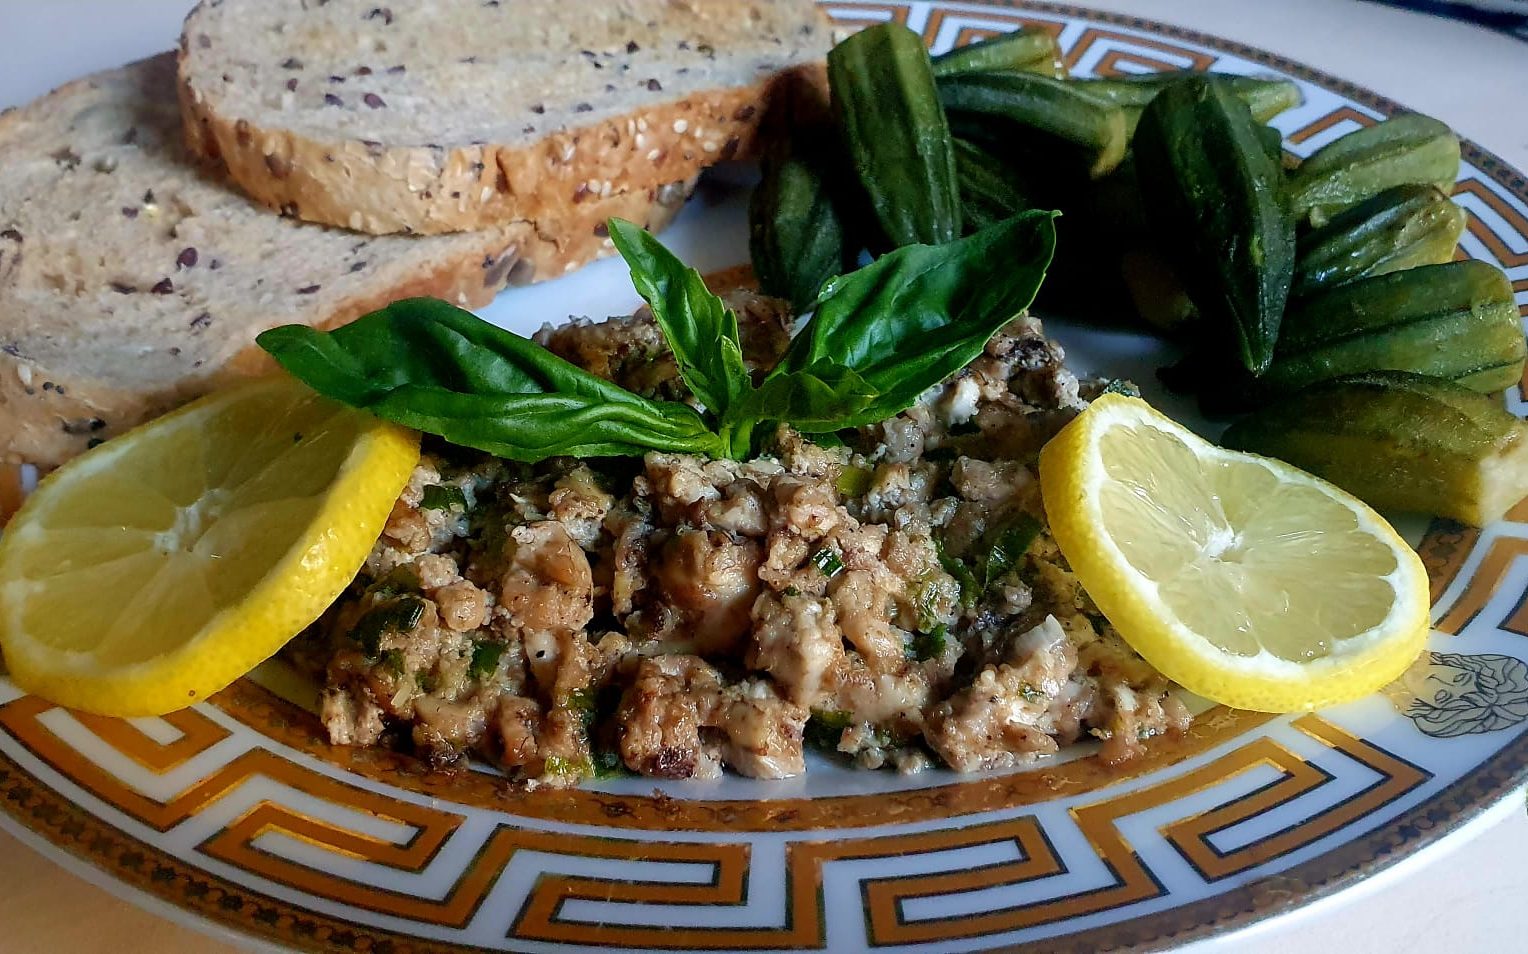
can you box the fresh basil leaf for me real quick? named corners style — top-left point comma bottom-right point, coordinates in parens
top-left (772, 211), bottom-right (1058, 427)
top-left (977, 512), bottom-right (1042, 590)
top-left (371, 388), bottom-right (721, 461)
top-left (259, 297), bottom-right (650, 408)
top-left (738, 362), bottom-right (880, 433)
top-left (908, 624), bottom-right (947, 662)
top-left (420, 485), bottom-right (468, 512)
top-left (349, 597), bottom-right (424, 658)
top-left (469, 640), bottom-right (505, 679)
top-left (934, 535), bottom-right (978, 609)
top-left (803, 709), bottom-right (853, 752)
top-left (608, 218), bottom-right (752, 420)
top-left (257, 298), bottom-right (724, 462)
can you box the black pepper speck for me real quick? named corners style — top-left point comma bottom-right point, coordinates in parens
top-left (61, 417), bottom-right (105, 436)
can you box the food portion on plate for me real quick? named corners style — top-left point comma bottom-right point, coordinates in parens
top-left (0, 10), bottom-right (1524, 791)
top-left (263, 215), bottom-right (1211, 784)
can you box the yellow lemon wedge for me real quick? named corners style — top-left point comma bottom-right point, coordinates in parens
top-left (0, 377), bottom-right (418, 716)
top-left (1039, 394), bottom-right (1429, 713)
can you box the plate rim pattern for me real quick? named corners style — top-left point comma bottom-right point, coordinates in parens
top-left (2, 3), bottom-right (1527, 951)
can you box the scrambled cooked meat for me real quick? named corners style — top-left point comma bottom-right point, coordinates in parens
top-left (297, 292), bottom-right (1192, 787)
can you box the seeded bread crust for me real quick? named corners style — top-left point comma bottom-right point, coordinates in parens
top-left (177, 0), bottom-right (830, 235)
top-left (0, 54), bottom-right (694, 470)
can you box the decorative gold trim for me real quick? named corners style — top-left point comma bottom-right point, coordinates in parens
top-left (1286, 105), bottom-right (1378, 144)
top-left (2, 5), bottom-right (1528, 953)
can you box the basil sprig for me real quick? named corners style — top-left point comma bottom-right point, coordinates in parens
top-left (258, 211), bottom-right (1057, 463)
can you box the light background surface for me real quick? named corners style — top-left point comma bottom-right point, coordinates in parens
top-left (0, 0), bottom-right (1524, 950)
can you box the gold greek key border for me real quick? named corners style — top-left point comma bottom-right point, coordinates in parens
top-left (1, 4), bottom-right (1527, 953)
top-left (1286, 105), bottom-right (1379, 144)
top-left (1062, 25), bottom-right (1217, 73)
top-left (0, 705), bottom-right (1437, 952)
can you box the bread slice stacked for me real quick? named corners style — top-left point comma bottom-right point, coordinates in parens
top-left (0, 0), bottom-right (833, 473)
top-left (178, 0), bottom-right (830, 234)
top-left (0, 55), bottom-right (690, 468)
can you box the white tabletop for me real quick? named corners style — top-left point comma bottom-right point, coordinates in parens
top-left (0, 0), bottom-right (1525, 950)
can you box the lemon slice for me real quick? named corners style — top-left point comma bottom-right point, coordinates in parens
top-left (0, 377), bottom-right (419, 716)
top-left (1039, 394), bottom-right (1429, 712)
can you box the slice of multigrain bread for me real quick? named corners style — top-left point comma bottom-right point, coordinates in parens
top-left (177, 0), bottom-right (831, 235)
top-left (0, 54), bottom-right (694, 470)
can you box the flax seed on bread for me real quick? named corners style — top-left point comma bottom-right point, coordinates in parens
top-left (0, 54), bottom-right (694, 470)
top-left (177, 0), bottom-right (831, 235)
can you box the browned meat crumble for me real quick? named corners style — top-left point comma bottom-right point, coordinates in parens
top-left (292, 290), bottom-right (1192, 787)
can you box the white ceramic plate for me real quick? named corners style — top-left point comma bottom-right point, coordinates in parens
top-left (2, 2), bottom-right (1527, 951)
